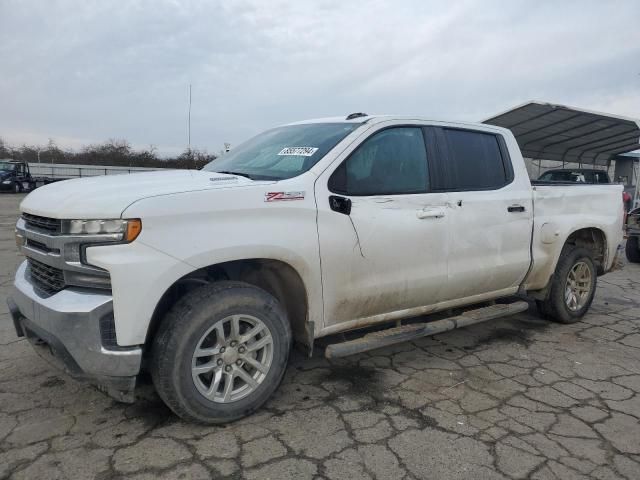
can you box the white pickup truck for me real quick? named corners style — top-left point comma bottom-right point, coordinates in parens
top-left (9, 114), bottom-right (623, 423)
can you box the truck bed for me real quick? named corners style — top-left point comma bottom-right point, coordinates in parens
top-left (525, 183), bottom-right (624, 291)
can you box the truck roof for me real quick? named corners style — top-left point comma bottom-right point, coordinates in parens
top-left (284, 114), bottom-right (511, 134)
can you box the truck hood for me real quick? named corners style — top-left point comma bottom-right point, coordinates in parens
top-left (20, 170), bottom-right (260, 218)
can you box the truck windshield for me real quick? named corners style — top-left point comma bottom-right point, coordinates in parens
top-left (0, 163), bottom-right (16, 171)
top-left (203, 123), bottom-right (361, 180)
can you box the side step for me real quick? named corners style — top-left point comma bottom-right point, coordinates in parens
top-left (325, 301), bottom-right (529, 359)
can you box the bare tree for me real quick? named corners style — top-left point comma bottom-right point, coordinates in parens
top-left (0, 138), bottom-right (216, 169)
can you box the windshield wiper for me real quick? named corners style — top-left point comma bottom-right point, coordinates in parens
top-left (216, 170), bottom-right (282, 181)
top-left (216, 170), bottom-right (254, 180)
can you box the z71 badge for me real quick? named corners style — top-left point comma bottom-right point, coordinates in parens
top-left (264, 191), bottom-right (306, 202)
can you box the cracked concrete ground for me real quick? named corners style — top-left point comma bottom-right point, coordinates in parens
top-left (1, 193), bottom-right (640, 479)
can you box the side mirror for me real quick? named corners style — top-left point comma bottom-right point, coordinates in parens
top-left (329, 195), bottom-right (351, 215)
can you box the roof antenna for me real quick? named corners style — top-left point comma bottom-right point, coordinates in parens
top-left (346, 112), bottom-right (367, 120)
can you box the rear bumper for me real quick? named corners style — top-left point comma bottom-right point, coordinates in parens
top-left (8, 261), bottom-right (142, 402)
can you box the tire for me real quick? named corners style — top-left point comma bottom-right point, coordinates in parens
top-left (151, 281), bottom-right (291, 424)
top-left (12, 182), bottom-right (21, 194)
top-left (625, 236), bottom-right (640, 263)
top-left (538, 246), bottom-right (597, 324)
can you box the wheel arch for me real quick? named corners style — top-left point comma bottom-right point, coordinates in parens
top-left (563, 227), bottom-right (607, 275)
top-left (528, 226), bottom-right (608, 300)
top-left (145, 258), bottom-right (311, 351)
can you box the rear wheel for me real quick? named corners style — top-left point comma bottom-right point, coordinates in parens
top-left (151, 281), bottom-right (291, 424)
top-left (538, 247), bottom-right (596, 324)
top-left (625, 236), bottom-right (640, 263)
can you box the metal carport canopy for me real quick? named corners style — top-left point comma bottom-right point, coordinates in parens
top-left (483, 101), bottom-right (640, 166)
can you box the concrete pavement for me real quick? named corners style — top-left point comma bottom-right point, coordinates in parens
top-left (1, 193), bottom-right (639, 479)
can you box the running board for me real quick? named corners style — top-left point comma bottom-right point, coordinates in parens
top-left (324, 301), bottom-right (529, 359)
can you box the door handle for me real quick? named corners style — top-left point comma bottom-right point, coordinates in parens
top-left (508, 205), bottom-right (526, 213)
top-left (417, 208), bottom-right (445, 219)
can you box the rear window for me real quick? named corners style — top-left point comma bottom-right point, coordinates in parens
top-left (539, 171), bottom-right (584, 182)
top-left (438, 129), bottom-right (508, 190)
top-left (538, 170), bottom-right (610, 184)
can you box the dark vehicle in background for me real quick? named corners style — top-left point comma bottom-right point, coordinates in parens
top-left (0, 160), bottom-right (69, 193)
top-left (538, 167), bottom-right (634, 220)
top-left (537, 168), bottom-right (611, 184)
top-left (0, 160), bottom-right (34, 193)
top-left (626, 209), bottom-right (640, 263)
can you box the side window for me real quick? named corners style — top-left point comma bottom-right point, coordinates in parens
top-left (329, 127), bottom-right (429, 196)
top-left (438, 129), bottom-right (509, 190)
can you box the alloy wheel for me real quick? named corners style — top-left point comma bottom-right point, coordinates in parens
top-left (191, 314), bottom-right (273, 403)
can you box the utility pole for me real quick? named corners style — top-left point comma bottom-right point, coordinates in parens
top-left (188, 84), bottom-right (192, 154)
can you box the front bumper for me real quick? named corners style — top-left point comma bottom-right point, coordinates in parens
top-left (8, 261), bottom-right (142, 402)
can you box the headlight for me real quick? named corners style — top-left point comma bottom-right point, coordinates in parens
top-left (62, 219), bottom-right (142, 242)
top-left (2, 180), bottom-right (11, 184)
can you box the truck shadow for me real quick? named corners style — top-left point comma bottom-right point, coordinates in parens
top-left (126, 310), bottom-right (552, 426)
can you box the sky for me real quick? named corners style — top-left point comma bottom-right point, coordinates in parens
top-left (1, 0), bottom-right (639, 156)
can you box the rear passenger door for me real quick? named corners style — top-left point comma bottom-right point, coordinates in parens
top-left (431, 127), bottom-right (533, 302)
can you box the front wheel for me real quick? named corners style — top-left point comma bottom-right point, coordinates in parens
top-left (538, 246), bottom-right (597, 324)
top-left (151, 281), bottom-right (291, 424)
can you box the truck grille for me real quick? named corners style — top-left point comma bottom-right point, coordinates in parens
top-left (25, 238), bottom-right (58, 253)
top-left (22, 213), bottom-right (62, 234)
top-left (27, 258), bottom-right (66, 294)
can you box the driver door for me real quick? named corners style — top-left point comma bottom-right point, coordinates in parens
top-left (315, 124), bottom-right (450, 329)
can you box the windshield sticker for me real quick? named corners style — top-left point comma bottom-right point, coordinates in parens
top-left (265, 191), bottom-right (306, 202)
top-left (209, 176), bottom-right (238, 182)
top-left (277, 147), bottom-right (318, 157)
